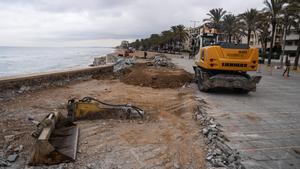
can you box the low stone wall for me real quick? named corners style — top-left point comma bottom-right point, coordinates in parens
top-left (0, 65), bottom-right (114, 99)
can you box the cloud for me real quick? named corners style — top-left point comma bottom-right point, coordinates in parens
top-left (0, 0), bottom-right (265, 47)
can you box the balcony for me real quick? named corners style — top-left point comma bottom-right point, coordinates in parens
top-left (285, 45), bottom-right (298, 51)
top-left (286, 34), bottom-right (299, 40)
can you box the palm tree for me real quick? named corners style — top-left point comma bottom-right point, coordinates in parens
top-left (203, 8), bottom-right (227, 31)
top-left (171, 25), bottom-right (179, 50)
top-left (140, 39), bottom-right (150, 51)
top-left (222, 14), bottom-right (237, 42)
top-left (279, 2), bottom-right (295, 68)
top-left (263, 0), bottom-right (285, 65)
top-left (240, 9), bottom-right (259, 45)
top-left (148, 34), bottom-right (161, 51)
top-left (257, 12), bottom-right (271, 61)
top-left (177, 25), bottom-right (189, 44)
top-left (131, 39), bottom-right (141, 50)
top-left (236, 22), bottom-right (247, 43)
top-left (170, 25), bottom-right (189, 51)
top-left (161, 30), bottom-right (174, 51)
top-left (172, 25), bottom-right (189, 50)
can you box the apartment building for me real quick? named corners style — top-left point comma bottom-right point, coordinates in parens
top-left (285, 28), bottom-right (299, 57)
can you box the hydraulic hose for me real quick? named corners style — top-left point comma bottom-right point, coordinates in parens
top-left (80, 96), bottom-right (144, 118)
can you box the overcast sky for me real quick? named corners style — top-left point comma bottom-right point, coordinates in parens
top-left (0, 0), bottom-right (265, 47)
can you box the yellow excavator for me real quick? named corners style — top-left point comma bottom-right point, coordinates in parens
top-left (192, 32), bottom-right (261, 93)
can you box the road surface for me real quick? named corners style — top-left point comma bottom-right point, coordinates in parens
top-left (173, 57), bottom-right (300, 169)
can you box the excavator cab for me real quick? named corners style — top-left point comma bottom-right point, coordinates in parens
top-left (191, 33), bottom-right (218, 59)
top-left (201, 33), bottom-right (218, 47)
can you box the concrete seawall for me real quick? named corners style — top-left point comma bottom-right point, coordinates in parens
top-left (0, 64), bottom-right (114, 99)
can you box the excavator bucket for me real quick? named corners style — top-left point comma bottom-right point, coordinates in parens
top-left (29, 111), bottom-right (79, 166)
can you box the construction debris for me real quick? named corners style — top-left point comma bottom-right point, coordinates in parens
top-left (0, 52), bottom-right (209, 168)
top-left (120, 63), bottom-right (193, 88)
top-left (14, 145), bottom-right (23, 153)
top-left (153, 55), bottom-right (175, 67)
top-left (0, 72), bottom-right (207, 168)
top-left (147, 54), bottom-right (175, 68)
top-left (0, 142), bottom-right (23, 166)
top-left (4, 135), bottom-right (15, 142)
top-left (93, 57), bottom-right (192, 89)
top-left (194, 105), bottom-right (245, 169)
top-left (91, 54), bottom-right (120, 66)
top-left (113, 57), bottom-right (136, 73)
top-left (18, 86), bottom-right (31, 94)
top-left (7, 154), bottom-right (18, 162)
top-left (91, 57), bottom-right (106, 66)
top-left (0, 159), bottom-right (11, 167)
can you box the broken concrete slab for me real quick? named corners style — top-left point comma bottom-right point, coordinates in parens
top-left (4, 135), bottom-right (15, 142)
top-left (7, 154), bottom-right (18, 162)
top-left (0, 159), bottom-right (11, 167)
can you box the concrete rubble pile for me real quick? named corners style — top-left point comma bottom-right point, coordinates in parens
top-left (113, 57), bottom-right (136, 73)
top-left (91, 57), bottom-right (106, 66)
top-left (0, 135), bottom-right (23, 167)
top-left (149, 54), bottom-right (175, 68)
top-left (194, 104), bottom-right (245, 169)
top-left (91, 54), bottom-right (119, 66)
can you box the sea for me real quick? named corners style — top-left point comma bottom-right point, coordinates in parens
top-left (0, 47), bottom-right (114, 78)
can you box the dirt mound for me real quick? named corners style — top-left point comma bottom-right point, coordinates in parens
top-left (120, 63), bottom-right (193, 88)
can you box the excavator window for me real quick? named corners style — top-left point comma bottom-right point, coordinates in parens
top-left (202, 36), bottom-right (216, 47)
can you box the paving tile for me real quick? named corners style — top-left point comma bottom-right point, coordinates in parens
top-left (228, 140), bottom-right (254, 150)
top-left (256, 161), bottom-right (284, 169)
top-left (280, 160), bottom-right (300, 169)
top-left (242, 160), bottom-right (272, 169)
top-left (247, 140), bottom-right (278, 149)
top-left (263, 149), bottom-right (297, 160)
top-left (174, 59), bottom-right (300, 169)
top-left (272, 138), bottom-right (300, 147)
top-left (242, 150), bottom-right (271, 161)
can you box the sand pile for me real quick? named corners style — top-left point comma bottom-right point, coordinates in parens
top-left (120, 63), bottom-right (193, 88)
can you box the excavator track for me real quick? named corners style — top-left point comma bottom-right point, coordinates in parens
top-left (193, 66), bottom-right (261, 93)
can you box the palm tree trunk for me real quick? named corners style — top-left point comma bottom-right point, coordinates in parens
top-left (263, 39), bottom-right (268, 62)
top-left (254, 32), bottom-right (257, 45)
top-left (293, 34), bottom-right (300, 70)
top-left (280, 26), bottom-right (287, 68)
top-left (268, 22), bottom-right (276, 65)
top-left (247, 29), bottom-right (251, 45)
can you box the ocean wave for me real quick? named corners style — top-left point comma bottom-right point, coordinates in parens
top-left (0, 47), bottom-right (113, 77)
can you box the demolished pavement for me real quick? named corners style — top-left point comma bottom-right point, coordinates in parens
top-left (194, 99), bottom-right (245, 169)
